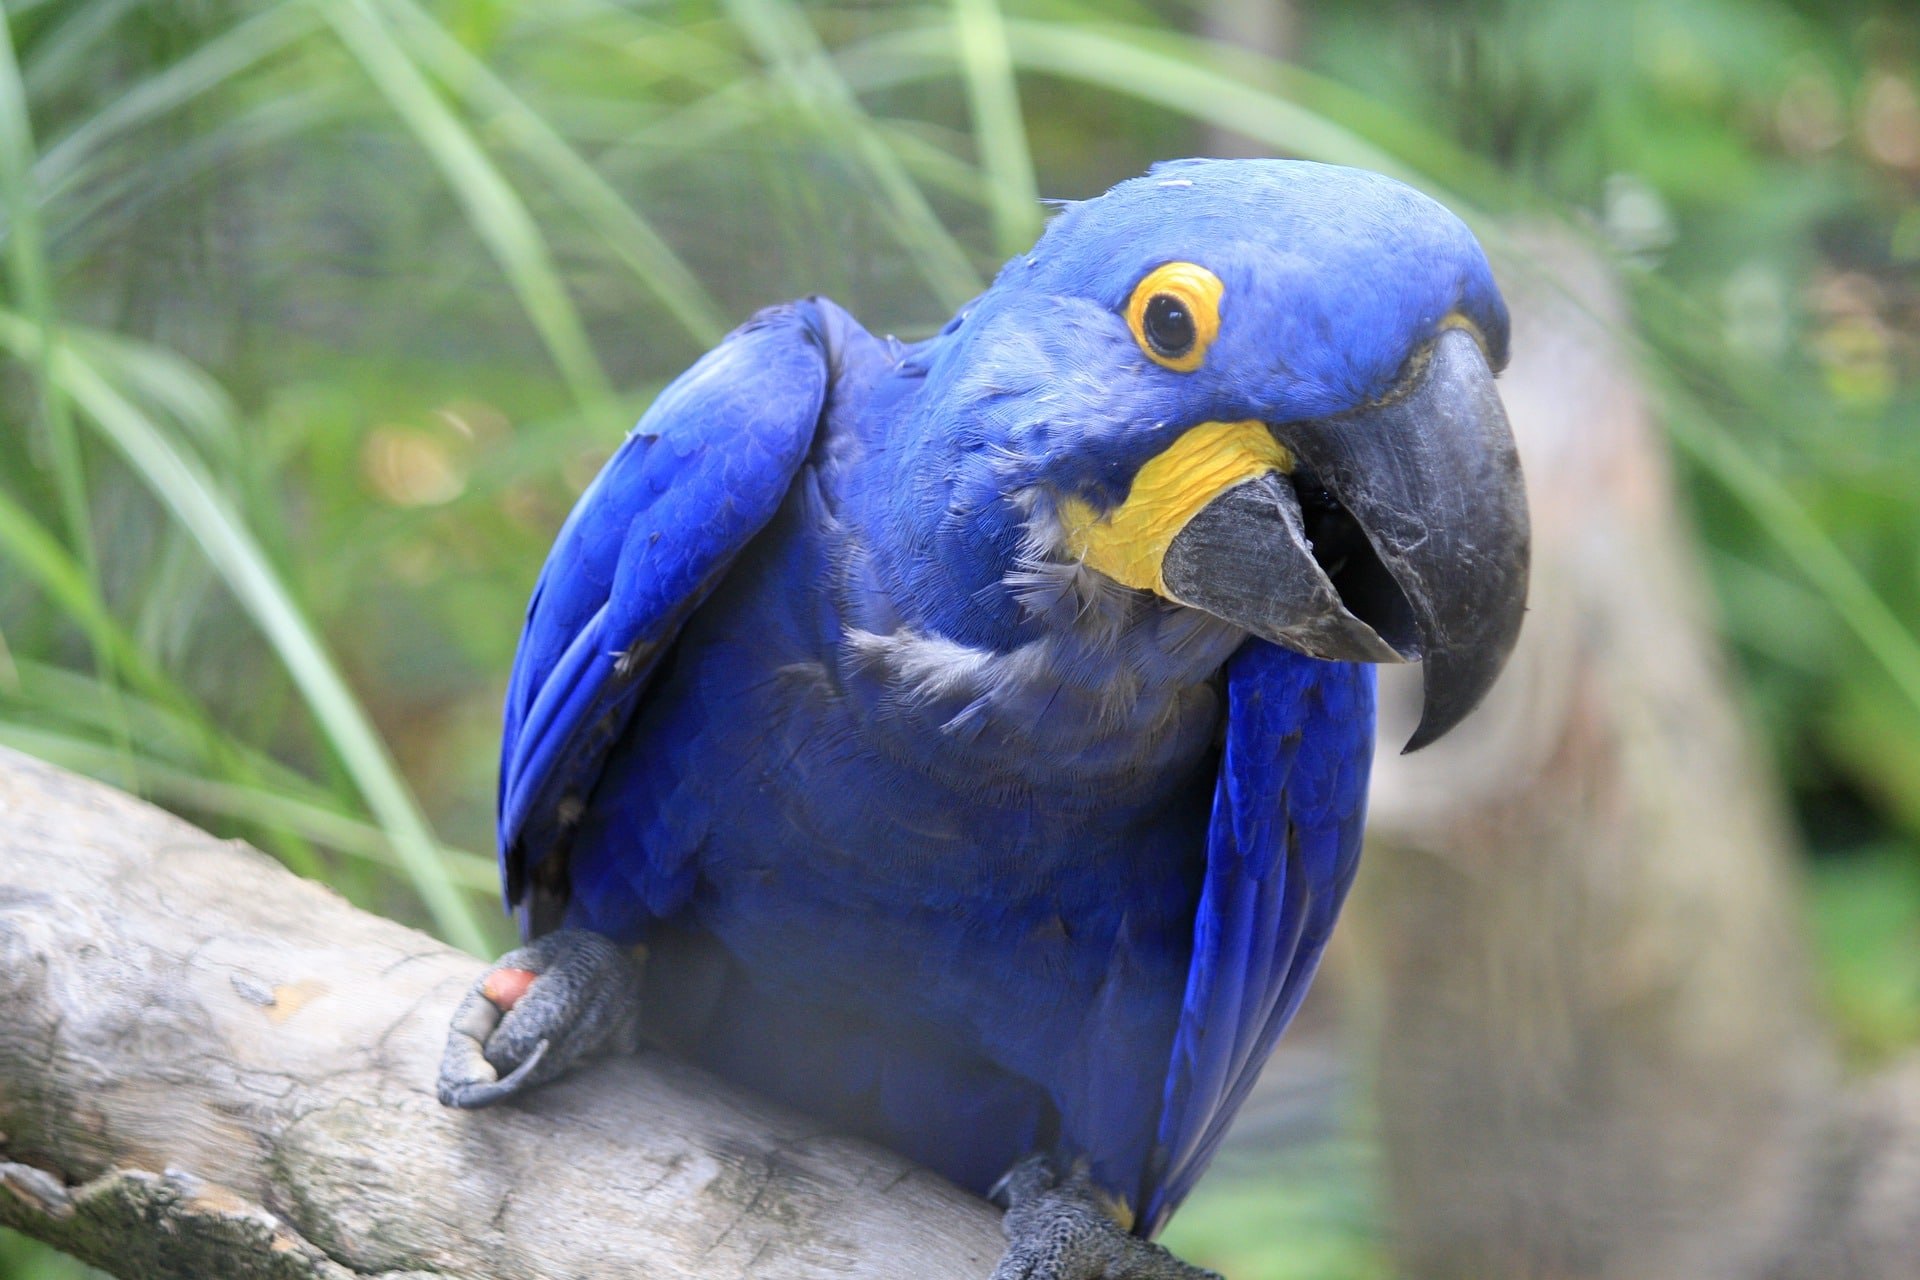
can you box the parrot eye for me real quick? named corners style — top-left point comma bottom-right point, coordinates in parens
top-left (1126, 262), bottom-right (1223, 372)
top-left (1142, 295), bottom-right (1195, 358)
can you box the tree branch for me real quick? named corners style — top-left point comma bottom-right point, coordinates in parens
top-left (0, 749), bottom-right (1004, 1280)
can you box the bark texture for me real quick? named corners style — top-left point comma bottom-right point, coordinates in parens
top-left (1357, 234), bottom-right (1920, 1279)
top-left (0, 749), bottom-right (1004, 1280)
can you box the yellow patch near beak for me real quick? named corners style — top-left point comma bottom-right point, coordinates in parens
top-left (1060, 419), bottom-right (1295, 594)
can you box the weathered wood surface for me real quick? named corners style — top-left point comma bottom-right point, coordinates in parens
top-left (0, 748), bottom-right (1005, 1280)
top-left (1359, 234), bottom-right (1920, 1279)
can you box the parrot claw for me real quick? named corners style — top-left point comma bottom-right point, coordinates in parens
top-left (436, 929), bottom-right (644, 1109)
top-left (988, 1155), bottom-right (1220, 1280)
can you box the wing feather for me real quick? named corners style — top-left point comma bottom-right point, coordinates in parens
top-left (498, 301), bottom-right (845, 929)
top-left (1140, 640), bottom-right (1374, 1232)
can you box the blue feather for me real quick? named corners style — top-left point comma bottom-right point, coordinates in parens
top-left (498, 300), bottom-right (838, 920)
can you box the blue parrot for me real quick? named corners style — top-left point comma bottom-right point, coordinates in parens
top-left (439, 159), bottom-right (1527, 1279)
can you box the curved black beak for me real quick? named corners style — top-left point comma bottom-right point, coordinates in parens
top-left (1161, 327), bottom-right (1529, 750)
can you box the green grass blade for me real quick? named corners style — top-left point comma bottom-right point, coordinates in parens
top-left (949, 0), bottom-right (1039, 255)
top-left (32, 2), bottom-right (319, 200)
top-left (4, 655), bottom-right (305, 791)
top-left (0, 484), bottom-right (162, 703)
top-left (0, 719), bottom-right (497, 897)
top-left (0, 9), bottom-right (86, 569)
top-left (833, 15), bottom-right (1508, 220)
top-left (68, 326), bottom-right (242, 460)
top-left (0, 484), bottom-right (344, 883)
top-left (322, 0), bottom-right (613, 414)
top-left (50, 83), bottom-right (347, 273)
top-left (1659, 382), bottom-right (1920, 729)
top-left (378, 0), bottom-right (730, 346)
top-left (0, 672), bottom-right (332, 879)
top-left (0, 5), bottom-right (119, 746)
top-left (21, 0), bottom-right (143, 98)
top-left (0, 485), bottom-right (194, 765)
top-left (879, 119), bottom-right (1003, 204)
top-left (589, 14), bottom-right (979, 206)
top-left (600, 76), bottom-right (766, 174)
top-left (724, 0), bottom-right (983, 309)
top-left (0, 310), bottom-right (490, 954)
top-left (996, 19), bottom-right (1418, 185)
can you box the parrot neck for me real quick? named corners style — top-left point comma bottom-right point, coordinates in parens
top-left (846, 331), bottom-right (1109, 651)
top-left (831, 376), bottom-right (1248, 784)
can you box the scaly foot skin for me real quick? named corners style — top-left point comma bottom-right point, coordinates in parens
top-left (437, 928), bottom-right (645, 1109)
top-left (989, 1155), bottom-right (1221, 1280)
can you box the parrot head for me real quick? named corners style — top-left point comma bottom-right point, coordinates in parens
top-left (924, 159), bottom-right (1528, 749)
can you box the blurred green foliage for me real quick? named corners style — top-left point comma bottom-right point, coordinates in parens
top-left (3, 0), bottom-right (1919, 1276)
top-left (1160, 1125), bottom-right (1390, 1280)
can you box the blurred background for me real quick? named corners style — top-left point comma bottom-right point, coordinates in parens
top-left (2, 1), bottom-right (1918, 1277)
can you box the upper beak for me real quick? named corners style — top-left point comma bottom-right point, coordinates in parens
top-left (1160, 327), bottom-right (1530, 750)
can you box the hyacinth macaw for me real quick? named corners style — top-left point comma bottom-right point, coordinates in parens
top-left (439, 159), bottom-right (1527, 1280)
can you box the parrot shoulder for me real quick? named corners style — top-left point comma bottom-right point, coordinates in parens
top-left (498, 298), bottom-right (875, 935)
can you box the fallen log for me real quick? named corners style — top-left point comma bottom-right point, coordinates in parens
top-left (0, 747), bottom-right (1004, 1280)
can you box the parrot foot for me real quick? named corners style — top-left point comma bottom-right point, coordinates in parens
top-left (988, 1155), bottom-right (1220, 1280)
top-left (436, 928), bottom-right (644, 1109)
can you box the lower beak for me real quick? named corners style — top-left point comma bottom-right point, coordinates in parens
top-left (1162, 471), bottom-right (1410, 664)
top-left (1160, 327), bottom-right (1530, 750)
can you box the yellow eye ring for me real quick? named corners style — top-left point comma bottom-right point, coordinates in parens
top-left (1126, 262), bottom-right (1224, 372)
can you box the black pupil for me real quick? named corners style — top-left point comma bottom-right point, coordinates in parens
top-left (1143, 293), bottom-right (1196, 357)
